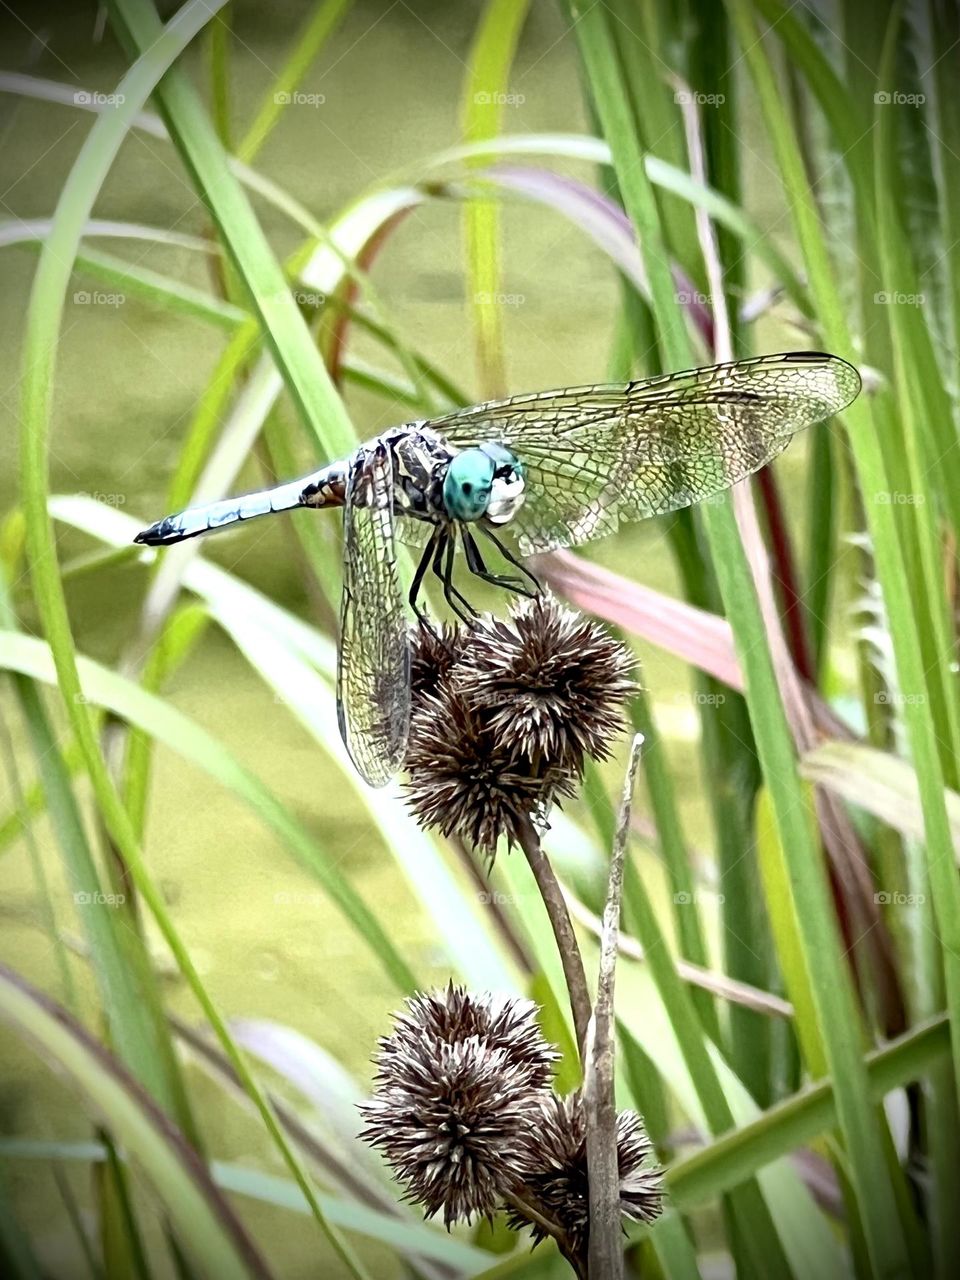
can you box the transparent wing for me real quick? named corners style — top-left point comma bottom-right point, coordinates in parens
top-left (337, 442), bottom-right (410, 786)
top-left (426, 351), bottom-right (861, 554)
top-left (393, 516), bottom-right (436, 551)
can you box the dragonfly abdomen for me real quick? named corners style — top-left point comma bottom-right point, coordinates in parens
top-left (134, 466), bottom-right (345, 547)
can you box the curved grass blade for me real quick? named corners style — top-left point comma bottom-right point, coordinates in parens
top-left (460, 0), bottom-right (532, 395)
top-left (236, 0), bottom-right (353, 163)
top-left (19, 0), bottom-right (233, 1138)
top-left (800, 741), bottom-right (960, 853)
top-left (726, 0), bottom-right (960, 1165)
top-left (16, 3), bottom-right (375, 1239)
top-left (415, 135), bottom-right (810, 317)
top-left (106, 0), bottom-right (356, 461)
top-left (663, 1012), bottom-right (949, 1215)
top-left (0, 626), bottom-right (417, 996)
top-left (458, 167), bottom-right (712, 343)
top-left (0, 966), bottom-right (273, 1280)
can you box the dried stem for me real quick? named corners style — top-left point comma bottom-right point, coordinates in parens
top-left (450, 834), bottom-right (533, 974)
top-left (584, 734), bottom-right (642, 1280)
top-left (516, 813), bottom-right (592, 1057)
top-left (506, 1191), bottom-right (588, 1280)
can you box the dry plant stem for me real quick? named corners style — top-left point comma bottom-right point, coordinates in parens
top-left (564, 891), bottom-right (794, 1018)
top-left (506, 1192), bottom-right (588, 1280)
top-left (585, 735), bottom-right (642, 1280)
top-left (451, 834), bottom-right (533, 973)
top-left (516, 813), bottom-right (592, 1057)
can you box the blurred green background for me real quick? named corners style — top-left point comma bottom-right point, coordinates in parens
top-left (1, 1), bottom-right (933, 1276)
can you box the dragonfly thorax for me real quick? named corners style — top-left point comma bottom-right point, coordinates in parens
top-left (442, 442), bottom-right (525, 525)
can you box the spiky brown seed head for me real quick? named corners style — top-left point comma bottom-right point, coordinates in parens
top-left (359, 987), bottom-right (559, 1226)
top-left (403, 597), bottom-right (633, 855)
top-left (506, 1091), bottom-right (663, 1254)
top-left (403, 687), bottom-right (569, 857)
top-left (409, 620), bottom-right (465, 701)
top-left (379, 985), bottom-right (560, 1090)
top-left (456, 594), bottom-right (636, 775)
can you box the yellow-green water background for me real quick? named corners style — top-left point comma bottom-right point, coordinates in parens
top-left (0, 1), bottom-right (811, 1274)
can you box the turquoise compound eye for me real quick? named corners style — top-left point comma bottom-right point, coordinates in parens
top-left (443, 449), bottom-right (496, 521)
top-left (480, 442), bottom-right (522, 476)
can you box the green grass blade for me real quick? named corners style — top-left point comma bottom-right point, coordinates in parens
top-left (0, 626), bottom-right (418, 996)
top-left (615, 858), bottom-right (793, 1276)
top-left (666, 1012), bottom-right (949, 1210)
top-left (460, 0), bottom-right (531, 395)
top-left (0, 1163), bottom-right (43, 1280)
top-left (649, 1212), bottom-right (703, 1280)
top-left (237, 0), bottom-right (352, 163)
top-left (0, 967), bottom-right (272, 1280)
top-left (106, 0), bottom-right (356, 463)
top-left (726, 0), bottom-right (960, 1127)
top-left (207, 5), bottom-right (232, 149)
top-left (71, 246), bottom-right (248, 329)
top-left (0, 739), bottom-right (85, 855)
top-left (572, 2), bottom-right (912, 1270)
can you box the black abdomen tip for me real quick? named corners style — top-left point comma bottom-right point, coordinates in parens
top-left (134, 517), bottom-right (182, 546)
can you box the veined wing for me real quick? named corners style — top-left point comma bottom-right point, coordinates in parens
top-left (337, 441), bottom-right (410, 786)
top-left (426, 351), bottom-right (861, 554)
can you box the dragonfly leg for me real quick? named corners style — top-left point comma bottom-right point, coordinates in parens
top-left (461, 528), bottom-right (534, 597)
top-left (433, 528), bottom-right (477, 623)
top-left (409, 526), bottom-right (440, 624)
top-left (477, 526), bottom-right (542, 595)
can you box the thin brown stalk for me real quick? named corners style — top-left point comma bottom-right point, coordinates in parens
top-left (516, 812), bottom-right (592, 1057)
top-left (585, 735), bottom-right (642, 1280)
top-left (506, 1191), bottom-right (587, 1280)
top-left (563, 891), bottom-right (794, 1018)
top-left (450, 833), bottom-right (534, 974)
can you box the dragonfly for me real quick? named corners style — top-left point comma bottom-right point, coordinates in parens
top-left (135, 350), bottom-right (860, 786)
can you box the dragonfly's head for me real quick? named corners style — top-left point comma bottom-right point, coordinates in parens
top-left (443, 443), bottom-right (525, 525)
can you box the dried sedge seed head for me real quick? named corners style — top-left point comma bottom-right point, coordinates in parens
top-left (506, 1091), bottom-right (663, 1254)
top-left (409, 620), bottom-right (465, 701)
top-left (403, 595), bottom-right (634, 855)
top-left (385, 985), bottom-right (561, 1088)
top-left (457, 594), bottom-right (636, 774)
top-left (359, 987), bottom-right (558, 1226)
top-left (404, 688), bottom-right (566, 857)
